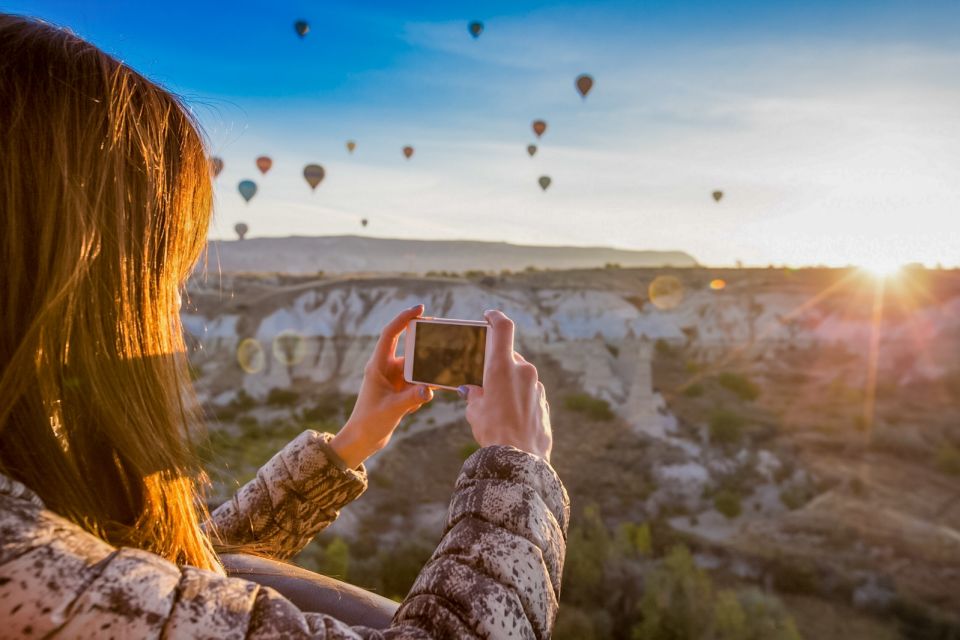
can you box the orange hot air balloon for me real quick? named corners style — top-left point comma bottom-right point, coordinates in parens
top-left (538, 176), bottom-right (551, 191)
top-left (346, 140), bottom-right (356, 153)
top-left (256, 156), bottom-right (272, 175)
top-left (532, 120), bottom-right (547, 138)
top-left (303, 164), bottom-right (325, 191)
top-left (210, 157), bottom-right (224, 177)
top-left (712, 190), bottom-right (724, 203)
top-left (575, 74), bottom-right (594, 99)
top-left (403, 146), bottom-right (414, 160)
top-left (527, 144), bottom-right (537, 157)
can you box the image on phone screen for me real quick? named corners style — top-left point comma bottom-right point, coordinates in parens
top-left (412, 322), bottom-right (486, 387)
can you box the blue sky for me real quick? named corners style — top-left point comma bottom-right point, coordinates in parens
top-left (7, 0), bottom-right (960, 267)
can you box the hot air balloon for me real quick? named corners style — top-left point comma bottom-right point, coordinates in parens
top-left (575, 74), bottom-right (594, 99)
top-left (256, 156), bottom-right (272, 175)
top-left (468, 21), bottom-right (483, 38)
top-left (238, 180), bottom-right (257, 203)
top-left (294, 20), bottom-right (309, 38)
top-left (234, 222), bottom-right (249, 240)
top-left (361, 218), bottom-right (368, 228)
top-left (210, 157), bottom-right (224, 178)
top-left (532, 120), bottom-right (547, 138)
top-left (346, 140), bottom-right (356, 154)
top-left (712, 190), bottom-right (724, 203)
top-left (538, 176), bottom-right (551, 191)
top-left (402, 146), bottom-right (414, 160)
top-left (303, 164), bottom-right (325, 191)
top-left (526, 144), bottom-right (537, 157)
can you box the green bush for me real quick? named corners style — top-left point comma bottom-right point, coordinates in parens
top-left (717, 372), bottom-right (760, 401)
top-left (713, 490), bottom-right (742, 519)
top-left (935, 444), bottom-right (960, 476)
top-left (459, 441), bottom-right (481, 460)
top-left (633, 546), bottom-right (801, 640)
top-left (709, 409), bottom-right (745, 445)
top-left (266, 387), bottom-right (300, 406)
top-left (317, 537), bottom-right (350, 579)
top-left (554, 606), bottom-right (601, 640)
top-left (683, 383), bottom-right (704, 398)
top-left (564, 393), bottom-right (615, 421)
top-left (616, 522), bottom-right (653, 557)
top-left (654, 339), bottom-right (674, 357)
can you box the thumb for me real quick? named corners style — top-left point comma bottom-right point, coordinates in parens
top-left (396, 384), bottom-right (433, 411)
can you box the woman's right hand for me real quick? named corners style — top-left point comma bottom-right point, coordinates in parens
top-left (460, 310), bottom-right (553, 462)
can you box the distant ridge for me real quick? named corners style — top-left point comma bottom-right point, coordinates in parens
top-left (205, 235), bottom-right (698, 274)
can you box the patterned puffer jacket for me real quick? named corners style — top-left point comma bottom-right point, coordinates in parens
top-left (0, 430), bottom-right (569, 639)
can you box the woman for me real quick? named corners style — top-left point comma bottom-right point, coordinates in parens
top-left (0, 14), bottom-right (568, 639)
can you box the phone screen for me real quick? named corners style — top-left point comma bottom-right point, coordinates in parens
top-left (412, 322), bottom-right (486, 387)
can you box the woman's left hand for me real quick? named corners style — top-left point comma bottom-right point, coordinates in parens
top-left (330, 304), bottom-right (433, 468)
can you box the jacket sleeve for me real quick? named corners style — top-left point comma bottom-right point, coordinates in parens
top-left (207, 429), bottom-right (367, 560)
top-left (0, 444), bottom-right (568, 639)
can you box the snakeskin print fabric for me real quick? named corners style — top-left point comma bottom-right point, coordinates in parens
top-left (0, 432), bottom-right (569, 639)
top-left (207, 430), bottom-right (368, 560)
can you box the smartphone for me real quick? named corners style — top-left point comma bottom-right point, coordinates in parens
top-left (403, 317), bottom-right (488, 390)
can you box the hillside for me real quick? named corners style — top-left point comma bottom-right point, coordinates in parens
top-left (185, 266), bottom-right (960, 638)
top-left (203, 235), bottom-right (698, 274)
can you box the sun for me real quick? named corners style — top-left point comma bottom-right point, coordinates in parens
top-left (857, 257), bottom-right (905, 278)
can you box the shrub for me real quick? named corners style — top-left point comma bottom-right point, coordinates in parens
top-left (633, 546), bottom-right (801, 640)
top-left (459, 441), bottom-right (481, 460)
top-left (317, 537), bottom-right (350, 579)
top-left (709, 409), bottom-right (745, 445)
top-left (714, 490), bottom-right (742, 519)
top-left (683, 383), bottom-right (704, 398)
top-left (717, 372), bottom-right (760, 401)
top-left (266, 387), bottom-right (300, 406)
top-left (233, 389), bottom-right (256, 412)
top-left (554, 606), bottom-right (600, 640)
top-left (634, 546), bottom-right (715, 639)
top-left (935, 444), bottom-right (960, 476)
top-left (654, 339), bottom-right (674, 357)
top-left (564, 393), bottom-right (615, 421)
top-left (616, 522), bottom-right (652, 557)
top-left (779, 486), bottom-right (809, 510)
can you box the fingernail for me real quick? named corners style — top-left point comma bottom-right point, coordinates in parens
top-left (419, 385), bottom-right (430, 399)
top-left (457, 385), bottom-right (469, 400)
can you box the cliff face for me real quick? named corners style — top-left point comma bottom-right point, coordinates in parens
top-left (183, 269), bottom-right (960, 411)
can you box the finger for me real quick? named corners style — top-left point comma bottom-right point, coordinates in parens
top-left (373, 304), bottom-right (424, 365)
top-left (459, 384), bottom-right (483, 404)
top-left (513, 351), bottom-right (527, 364)
top-left (484, 309), bottom-right (515, 364)
top-left (537, 381), bottom-right (550, 412)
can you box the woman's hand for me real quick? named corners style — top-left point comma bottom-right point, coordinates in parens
top-left (330, 304), bottom-right (433, 468)
top-left (461, 310), bottom-right (553, 462)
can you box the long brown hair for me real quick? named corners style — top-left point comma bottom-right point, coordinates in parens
top-left (0, 15), bottom-right (220, 571)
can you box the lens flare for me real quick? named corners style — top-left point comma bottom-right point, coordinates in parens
top-left (649, 275), bottom-right (684, 310)
top-left (272, 330), bottom-right (307, 366)
top-left (237, 338), bottom-right (265, 374)
top-left (709, 279), bottom-right (726, 291)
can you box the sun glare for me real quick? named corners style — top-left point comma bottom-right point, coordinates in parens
top-left (858, 258), bottom-right (904, 278)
